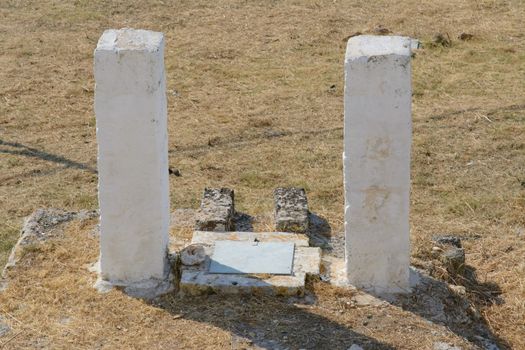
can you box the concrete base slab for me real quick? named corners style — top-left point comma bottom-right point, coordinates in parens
top-left (91, 259), bottom-right (175, 300)
top-left (180, 232), bottom-right (321, 296)
top-left (324, 255), bottom-right (421, 296)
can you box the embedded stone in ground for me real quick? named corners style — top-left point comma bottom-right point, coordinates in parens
top-left (441, 247), bottom-right (466, 274)
top-left (432, 235), bottom-right (462, 248)
top-left (195, 188), bottom-right (235, 232)
top-left (274, 187), bottom-right (309, 233)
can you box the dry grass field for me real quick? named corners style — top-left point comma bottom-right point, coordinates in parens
top-left (0, 0), bottom-right (523, 349)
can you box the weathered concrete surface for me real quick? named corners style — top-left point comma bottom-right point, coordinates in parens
top-left (180, 270), bottom-right (306, 296)
top-left (192, 231), bottom-right (309, 247)
top-left (274, 187), bottom-right (309, 233)
top-left (344, 35), bottom-right (412, 293)
top-left (180, 231), bottom-right (321, 296)
top-left (195, 188), bottom-right (235, 232)
top-left (94, 29), bottom-right (171, 298)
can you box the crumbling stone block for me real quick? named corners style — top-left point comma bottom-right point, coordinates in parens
top-left (441, 247), bottom-right (466, 275)
top-left (274, 187), bottom-right (309, 233)
top-left (195, 188), bottom-right (235, 232)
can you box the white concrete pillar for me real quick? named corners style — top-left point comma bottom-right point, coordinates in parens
top-left (94, 29), bottom-right (171, 298)
top-left (344, 35), bottom-right (412, 293)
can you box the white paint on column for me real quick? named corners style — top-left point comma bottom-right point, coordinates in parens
top-left (94, 29), bottom-right (171, 298)
top-left (344, 35), bottom-right (412, 294)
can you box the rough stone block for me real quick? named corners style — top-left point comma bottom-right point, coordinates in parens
top-left (195, 188), bottom-right (235, 232)
top-left (274, 187), bottom-right (309, 233)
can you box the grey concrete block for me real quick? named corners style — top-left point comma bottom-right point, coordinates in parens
top-left (195, 188), bottom-right (235, 232)
top-left (274, 187), bottom-right (309, 233)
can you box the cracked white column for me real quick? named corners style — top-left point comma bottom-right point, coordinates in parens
top-left (94, 29), bottom-right (171, 298)
top-left (344, 35), bottom-right (412, 293)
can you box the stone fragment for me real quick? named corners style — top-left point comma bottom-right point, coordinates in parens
top-left (0, 317), bottom-right (10, 337)
top-left (432, 235), bottom-right (462, 248)
top-left (441, 247), bottom-right (466, 274)
top-left (274, 187), bottom-right (309, 233)
top-left (458, 33), bottom-right (474, 41)
top-left (195, 188), bottom-right (235, 232)
top-left (448, 284), bottom-right (466, 296)
top-left (348, 345), bottom-right (364, 350)
top-left (180, 244), bottom-right (206, 266)
top-left (344, 35), bottom-right (412, 293)
top-left (473, 336), bottom-right (500, 350)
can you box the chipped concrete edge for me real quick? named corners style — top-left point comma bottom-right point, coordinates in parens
top-left (91, 254), bottom-right (177, 300)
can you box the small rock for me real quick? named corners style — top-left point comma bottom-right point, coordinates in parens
top-left (474, 335), bottom-right (500, 350)
top-left (432, 33), bottom-right (452, 47)
top-left (441, 247), bottom-right (466, 274)
top-left (448, 284), bottom-right (466, 296)
top-left (348, 345), bottom-right (364, 350)
top-left (168, 167), bottom-right (181, 177)
top-left (0, 319), bottom-right (10, 337)
top-left (458, 33), bottom-right (474, 41)
top-left (432, 235), bottom-right (462, 248)
top-left (434, 342), bottom-right (462, 350)
top-left (180, 244), bottom-right (206, 266)
top-left (351, 293), bottom-right (385, 307)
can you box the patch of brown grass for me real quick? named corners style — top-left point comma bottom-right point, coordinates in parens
top-left (0, 0), bottom-right (524, 348)
top-left (0, 221), bottom-right (475, 349)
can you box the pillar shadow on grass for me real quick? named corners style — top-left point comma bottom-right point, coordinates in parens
top-left (0, 139), bottom-right (97, 174)
top-left (376, 266), bottom-right (509, 350)
top-left (154, 292), bottom-right (395, 350)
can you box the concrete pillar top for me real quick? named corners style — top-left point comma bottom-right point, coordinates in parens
top-left (345, 35), bottom-right (411, 60)
top-left (96, 28), bottom-right (164, 52)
